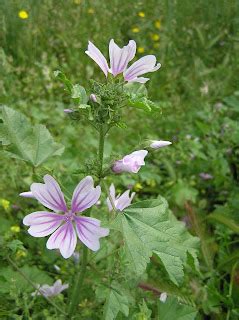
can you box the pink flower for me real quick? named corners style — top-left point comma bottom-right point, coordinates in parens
top-left (112, 150), bottom-right (148, 173)
top-left (107, 184), bottom-right (135, 211)
top-left (85, 39), bottom-right (161, 83)
top-left (22, 175), bottom-right (109, 259)
top-left (150, 140), bottom-right (172, 149)
top-left (32, 279), bottom-right (69, 297)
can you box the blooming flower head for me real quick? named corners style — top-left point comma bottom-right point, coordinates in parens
top-left (85, 39), bottom-right (161, 83)
top-left (107, 184), bottom-right (135, 212)
top-left (149, 140), bottom-right (172, 149)
top-left (32, 279), bottom-right (69, 297)
top-left (21, 175), bottom-right (109, 259)
top-left (18, 10), bottom-right (29, 19)
top-left (112, 150), bottom-right (148, 174)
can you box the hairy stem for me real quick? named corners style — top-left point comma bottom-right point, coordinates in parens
top-left (68, 246), bottom-right (88, 318)
top-left (98, 125), bottom-right (105, 179)
top-left (7, 256), bottom-right (67, 316)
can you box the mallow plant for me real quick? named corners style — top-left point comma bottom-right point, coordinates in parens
top-left (0, 39), bottom-right (199, 319)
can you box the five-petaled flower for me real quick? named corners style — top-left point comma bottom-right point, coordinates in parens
top-left (112, 150), bottom-right (148, 174)
top-left (32, 279), bottom-right (69, 297)
top-left (21, 175), bottom-right (109, 259)
top-left (107, 183), bottom-right (135, 211)
top-left (85, 39), bottom-right (161, 83)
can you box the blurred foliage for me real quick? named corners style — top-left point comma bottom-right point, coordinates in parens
top-left (0, 0), bottom-right (239, 319)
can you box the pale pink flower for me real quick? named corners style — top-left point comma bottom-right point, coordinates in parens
top-left (150, 140), bottom-right (172, 149)
top-left (85, 39), bottom-right (161, 83)
top-left (107, 183), bottom-right (135, 211)
top-left (22, 175), bottom-right (109, 259)
top-left (32, 279), bottom-right (68, 297)
top-left (112, 150), bottom-right (148, 173)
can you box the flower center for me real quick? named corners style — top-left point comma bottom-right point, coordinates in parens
top-left (64, 212), bottom-right (75, 222)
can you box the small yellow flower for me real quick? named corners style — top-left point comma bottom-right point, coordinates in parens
top-left (10, 225), bottom-right (20, 233)
top-left (74, 0), bottom-right (81, 4)
top-left (0, 199), bottom-right (10, 210)
top-left (154, 20), bottom-right (161, 29)
top-left (16, 250), bottom-right (27, 259)
top-left (151, 34), bottom-right (160, 41)
top-left (18, 10), bottom-right (29, 19)
top-left (138, 12), bottom-right (145, 18)
top-left (137, 47), bottom-right (145, 54)
top-left (134, 182), bottom-right (143, 192)
top-left (132, 27), bottom-right (140, 33)
top-left (88, 8), bottom-right (95, 14)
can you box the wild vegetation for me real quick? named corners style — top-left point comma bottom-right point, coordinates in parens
top-left (0, 1), bottom-right (239, 319)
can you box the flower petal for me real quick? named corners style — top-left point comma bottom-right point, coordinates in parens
top-left (75, 216), bottom-right (109, 251)
top-left (128, 77), bottom-right (150, 83)
top-left (23, 211), bottom-right (64, 237)
top-left (124, 55), bottom-right (161, 82)
top-left (106, 183), bottom-right (116, 211)
top-left (71, 182), bottom-right (101, 213)
top-left (109, 39), bottom-right (136, 76)
top-left (71, 176), bottom-right (94, 212)
top-left (47, 222), bottom-right (77, 259)
top-left (31, 175), bottom-right (67, 212)
top-left (116, 190), bottom-right (135, 211)
top-left (85, 41), bottom-right (109, 77)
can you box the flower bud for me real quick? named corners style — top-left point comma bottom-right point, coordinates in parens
top-left (90, 93), bottom-right (97, 102)
top-left (112, 150), bottom-right (148, 174)
top-left (149, 140), bottom-right (172, 149)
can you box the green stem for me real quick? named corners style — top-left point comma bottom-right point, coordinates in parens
top-left (7, 256), bottom-right (67, 316)
top-left (68, 246), bottom-right (88, 318)
top-left (98, 125), bottom-right (105, 179)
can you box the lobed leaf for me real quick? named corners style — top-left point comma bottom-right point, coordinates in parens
top-left (0, 106), bottom-right (64, 166)
top-left (113, 197), bottom-right (199, 285)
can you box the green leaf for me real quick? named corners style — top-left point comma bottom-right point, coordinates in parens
top-left (0, 106), bottom-right (64, 166)
top-left (7, 240), bottom-right (25, 253)
top-left (54, 70), bottom-right (88, 104)
top-left (96, 281), bottom-right (133, 320)
top-left (71, 84), bottom-right (88, 103)
top-left (128, 96), bottom-right (161, 113)
top-left (54, 70), bottom-right (73, 93)
top-left (113, 197), bottom-right (199, 285)
top-left (124, 82), bottom-right (148, 96)
top-left (157, 297), bottom-right (197, 320)
top-left (0, 265), bottom-right (52, 293)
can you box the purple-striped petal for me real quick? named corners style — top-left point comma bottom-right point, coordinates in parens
top-left (31, 175), bottom-right (67, 212)
top-left (116, 190), bottom-right (135, 211)
top-left (23, 211), bottom-right (64, 237)
top-left (75, 216), bottom-right (109, 251)
top-left (71, 176), bottom-right (94, 212)
top-left (107, 184), bottom-right (135, 211)
top-left (85, 41), bottom-right (109, 77)
top-left (46, 222), bottom-right (77, 259)
top-left (71, 177), bottom-right (101, 213)
top-left (109, 39), bottom-right (136, 76)
top-left (124, 55), bottom-right (161, 82)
